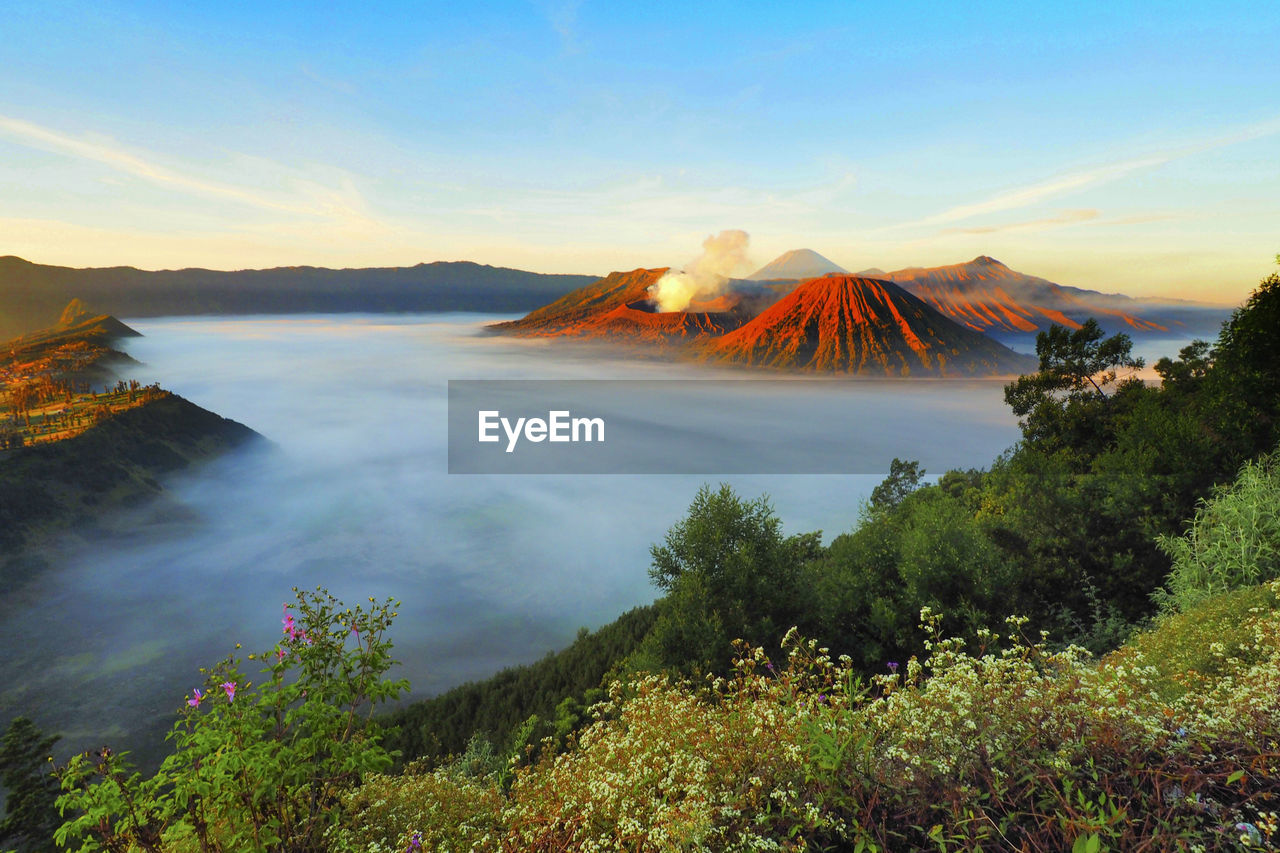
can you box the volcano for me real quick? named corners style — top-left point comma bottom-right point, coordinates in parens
top-left (488, 268), bottom-right (750, 343)
top-left (701, 274), bottom-right (1036, 375)
top-left (881, 256), bottom-right (1167, 334)
top-left (747, 249), bottom-right (848, 281)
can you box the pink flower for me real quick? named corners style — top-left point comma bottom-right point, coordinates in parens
top-left (275, 648), bottom-right (287, 662)
top-left (221, 681), bottom-right (237, 703)
top-left (187, 688), bottom-right (204, 708)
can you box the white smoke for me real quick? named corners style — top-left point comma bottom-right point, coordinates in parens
top-left (649, 229), bottom-right (752, 312)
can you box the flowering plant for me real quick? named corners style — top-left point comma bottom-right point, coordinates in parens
top-left (53, 586), bottom-right (408, 852)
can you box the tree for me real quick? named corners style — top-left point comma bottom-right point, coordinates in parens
top-left (1205, 272), bottom-right (1280, 459)
top-left (0, 717), bottom-right (61, 853)
top-left (868, 458), bottom-right (924, 513)
top-left (1003, 319), bottom-right (1145, 453)
top-left (1154, 340), bottom-right (1212, 396)
top-left (646, 484), bottom-right (821, 672)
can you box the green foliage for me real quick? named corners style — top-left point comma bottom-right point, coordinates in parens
top-left (812, 476), bottom-right (1020, 670)
top-left (380, 605), bottom-right (655, 766)
top-left (53, 587), bottom-right (407, 853)
top-left (1154, 338), bottom-right (1212, 397)
top-left (1156, 451), bottom-right (1280, 613)
top-left (867, 457), bottom-right (924, 513)
top-left (0, 717), bottom-right (61, 853)
top-left (645, 483), bottom-right (822, 673)
top-left (338, 592), bottom-right (1280, 849)
top-left (1110, 581), bottom-right (1280, 702)
top-left (1003, 319), bottom-right (1145, 453)
top-left (1207, 272), bottom-right (1280, 460)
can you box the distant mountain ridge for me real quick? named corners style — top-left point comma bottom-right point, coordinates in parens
top-left (879, 256), bottom-right (1168, 334)
top-left (0, 255), bottom-right (600, 339)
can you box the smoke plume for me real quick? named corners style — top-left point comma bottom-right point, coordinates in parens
top-left (649, 229), bottom-right (752, 312)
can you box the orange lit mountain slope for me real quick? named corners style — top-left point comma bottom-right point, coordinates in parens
top-left (489, 268), bottom-right (668, 335)
top-left (701, 274), bottom-right (1037, 375)
top-left (488, 268), bottom-right (751, 342)
top-left (881, 256), bottom-right (1166, 333)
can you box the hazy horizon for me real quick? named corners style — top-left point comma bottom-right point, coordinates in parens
top-left (0, 250), bottom-right (1251, 309)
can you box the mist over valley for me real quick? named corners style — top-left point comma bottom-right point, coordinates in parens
top-left (0, 312), bottom-right (1043, 765)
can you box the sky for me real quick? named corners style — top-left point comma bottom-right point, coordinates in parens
top-left (1, 1), bottom-right (1277, 302)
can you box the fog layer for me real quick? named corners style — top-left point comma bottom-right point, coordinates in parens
top-left (0, 314), bottom-right (1026, 765)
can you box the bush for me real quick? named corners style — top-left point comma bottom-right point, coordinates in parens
top-left (1156, 451), bottom-right (1280, 613)
top-left (1109, 581), bottom-right (1280, 702)
top-left (337, 602), bottom-right (1280, 850)
top-left (53, 587), bottom-right (408, 853)
top-left (330, 763), bottom-right (505, 853)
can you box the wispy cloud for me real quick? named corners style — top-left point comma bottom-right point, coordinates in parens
top-left (940, 208), bottom-right (1099, 235)
top-left (0, 113), bottom-right (369, 222)
top-left (890, 114), bottom-right (1280, 233)
top-left (537, 0), bottom-right (585, 53)
top-left (903, 157), bottom-right (1167, 231)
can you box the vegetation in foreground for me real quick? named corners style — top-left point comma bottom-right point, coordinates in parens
top-left (2, 267), bottom-right (1279, 850)
top-left (337, 584), bottom-right (1280, 852)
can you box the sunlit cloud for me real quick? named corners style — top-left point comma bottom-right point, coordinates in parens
top-left (888, 114), bottom-right (1280, 233)
top-left (900, 156), bottom-right (1168, 231)
top-left (0, 113), bottom-right (371, 223)
top-left (939, 208), bottom-right (1100, 235)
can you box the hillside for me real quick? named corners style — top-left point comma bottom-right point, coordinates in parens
top-left (0, 256), bottom-right (599, 339)
top-left (4, 311), bottom-right (140, 358)
top-left (881, 255), bottom-right (1170, 334)
top-left (701, 273), bottom-right (1037, 375)
top-left (0, 306), bottom-right (260, 590)
top-left (0, 392), bottom-right (259, 588)
top-left (488, 268), bottom-right (669, 335)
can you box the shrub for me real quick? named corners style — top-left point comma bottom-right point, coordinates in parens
top-left (1111, 581), bottom-right (1280, 702)
top-left (53, 587), bottom-right (408, 853)
top-left (1156, 451), bottom-right (1280, 613)
top-left (338, 601), bottom-right (1280, 850)
top-left (330, 763), bottom-right (505, 853)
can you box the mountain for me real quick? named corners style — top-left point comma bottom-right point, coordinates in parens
top-left (0, 256), bottom-right (599, 339)
top-left (0, 393), bottom-right (259, 588)
top-left (746, 249), bottom-right (849, 281)
top-left (3, 303), bottom-right (143, 389)
top-left (58, 297), bottom-right (94, 327)
top-left (701, 274), bottom-right (1037, 375)
top-left (1, 306), bottom-right (261, 590)
top-left (880, 256), bottom-right (1168, 334)
top-left (489, 268), bottom-right (755, 343)
top-left (490, 268), bottom-right (668, 335)
top-left (7, 306), bottom-right (141, 355)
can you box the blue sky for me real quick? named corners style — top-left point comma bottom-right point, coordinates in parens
top-left (1, 1), bottom-right (1277, 300)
